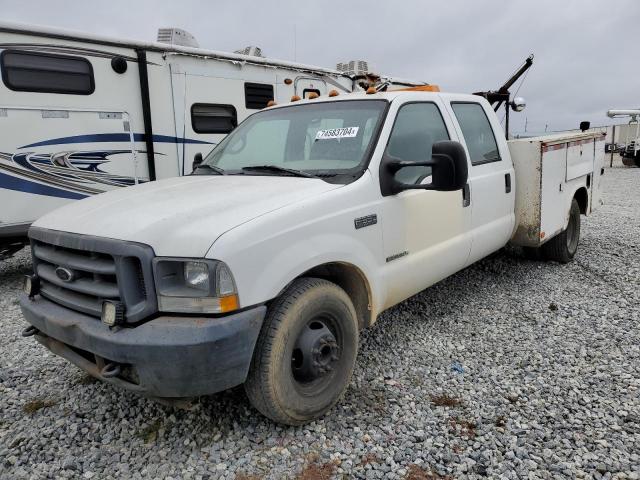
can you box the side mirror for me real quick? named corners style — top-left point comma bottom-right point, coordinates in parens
top-left (579, 121), bottom-right (590, 132)
top-left (192, 152), bottom-right (203, 171)
top-left (511, 97), bottom-right (526, 112)
top-left (380, 140), bottom-right (468, 196)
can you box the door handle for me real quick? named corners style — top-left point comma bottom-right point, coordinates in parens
top-left (505, 173), bottom-right (512, 193)
top-left (462, 183), bottom-right (470, 207)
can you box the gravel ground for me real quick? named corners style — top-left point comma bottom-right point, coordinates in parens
top-left (1, 162), bottom-right (639, 480)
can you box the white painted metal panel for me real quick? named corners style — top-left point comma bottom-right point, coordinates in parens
top-left (508, 139), bottom-right (541, 246)
top-left (566, 138), bottom-right (594, 180)
top-left (592, 136), bottom-right (605, 211)
top-left (540, 145), bottom-right (568, 241)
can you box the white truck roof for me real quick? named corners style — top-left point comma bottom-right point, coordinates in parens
top-left (265, 90), bottom-right (481, 108)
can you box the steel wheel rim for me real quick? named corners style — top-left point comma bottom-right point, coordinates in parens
top-left (291, 315), bottom-right (342, 389)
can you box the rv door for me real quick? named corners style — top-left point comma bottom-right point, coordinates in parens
top-left (178, 74), bottom-right (244, 175)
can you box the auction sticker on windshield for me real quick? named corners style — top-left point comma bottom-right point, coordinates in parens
top-left (315, 127), bottom-right (359, 140)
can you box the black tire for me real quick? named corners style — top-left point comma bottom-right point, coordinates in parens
top-left (542, 198), bottom-right (581, 263)
top-left (244, 277), bottom-right (359, 425)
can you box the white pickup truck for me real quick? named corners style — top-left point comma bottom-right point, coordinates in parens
top-left (19, 89), bottom-right (605, 425)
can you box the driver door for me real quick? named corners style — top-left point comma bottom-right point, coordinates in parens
top-left (379, 100), bottom-right (472, 309)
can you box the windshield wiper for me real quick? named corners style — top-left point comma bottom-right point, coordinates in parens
top-left (194, 164), bottom-right (226, 175)
top-left (241, 165), bottom-right (318, 178)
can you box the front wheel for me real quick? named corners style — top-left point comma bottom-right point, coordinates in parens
top-left (245, 278), bottom-right (359, 425)
top-left (542, 198), bottom-right (581, 263)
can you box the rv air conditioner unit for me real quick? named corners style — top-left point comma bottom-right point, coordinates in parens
top-left (336, 60), bottom-right (369, 77)
top-left (157, 28), bottom-right (199, 48)
top-left (234, 46), bottom-right (265, 58)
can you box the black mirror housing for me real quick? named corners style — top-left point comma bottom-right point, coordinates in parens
top-left (430, 141), bottom-right (468, 191)
top-left (192, 152), bottom-right (203, 171)
top-left (380, 140), bottom-right (468, 196)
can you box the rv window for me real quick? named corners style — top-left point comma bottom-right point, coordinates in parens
top-left (191, 104), bottom-right (237, 134)
top-left (1, 50), bottom-right (94, 95)
top-left (244, 82), bottom-right (274, 109)
top-left (303, 88), bottom-right (321, 99)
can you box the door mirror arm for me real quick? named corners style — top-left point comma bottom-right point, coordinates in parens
top-left (385, 153), bottom-right (451, 175)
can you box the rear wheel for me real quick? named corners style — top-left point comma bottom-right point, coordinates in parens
top-left (542, 198), bottom-right (581, 263)
top-left (245, 277), bottom-right (359, 425)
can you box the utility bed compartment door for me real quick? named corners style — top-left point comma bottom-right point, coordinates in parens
top-left (566, 138), bottom-right (594, 181)
top-left (540, 143), bottom-right (568, 242)
top-left (591, 136), bottom-right (605, 210)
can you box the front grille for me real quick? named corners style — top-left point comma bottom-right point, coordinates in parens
top-left (29, 227), bottom-right (157, 323)
top-left (33, 242), bottom-right (119, 317)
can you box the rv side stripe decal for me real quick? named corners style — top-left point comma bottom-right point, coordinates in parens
top-left (20, 133), bottom-right (213, 149)
top-left (0, 171), bottom-right (88, 200)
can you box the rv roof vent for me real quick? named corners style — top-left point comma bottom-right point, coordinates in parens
top-left (234, 46), bottom-right (265, 58)
top-left (336, 60), bottom-right (369, 77)
top-left (157, 28), bottom-right (199, 48)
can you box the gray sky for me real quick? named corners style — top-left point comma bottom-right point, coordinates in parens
top-left (1, 0), bottom-right (638, 134)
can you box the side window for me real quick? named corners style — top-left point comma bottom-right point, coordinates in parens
top-left (385, 103), bottom-right (450, 184)
top-left (1, 50), bottom-right (94, 95)
top-left (191, 104), bottom-right (237, 134)
top-left (451, 103), bottom-right (500, 165)
top-left (244, 82), bottom-right (274, 109)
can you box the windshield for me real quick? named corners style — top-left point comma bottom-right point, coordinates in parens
top-left (200, 100), bottom-right (387, 181)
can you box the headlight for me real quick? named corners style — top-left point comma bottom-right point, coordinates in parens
top-left (184, 261), bottom-right (210, 291)
top-left (153, 258), bottom-right (239, 314)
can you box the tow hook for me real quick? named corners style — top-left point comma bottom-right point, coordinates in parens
top-left (21, 325), bottom-right (39, 337)
top-left (101, 363), bottom-right (121, 378)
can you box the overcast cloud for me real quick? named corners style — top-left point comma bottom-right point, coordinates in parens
top-left (1, 0), bottom-right (638, 133)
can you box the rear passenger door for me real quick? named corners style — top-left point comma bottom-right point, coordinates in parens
top-left (447, 100), bottom-right (515, 265)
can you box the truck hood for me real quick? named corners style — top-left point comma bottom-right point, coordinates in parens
top-left (34, 175), bottom-right (342, 256)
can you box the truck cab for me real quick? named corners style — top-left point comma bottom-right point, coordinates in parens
top-left (19, 90), bottom-right (598, 425)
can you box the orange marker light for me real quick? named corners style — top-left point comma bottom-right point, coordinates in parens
top-left (366, 86), bottom-right (377, 95)
top-left (291, 95), bottom-right (301, 102)
top-left (328, 89), bottom-right (339, 97)
top-left (219, 294), bottom-right (239, 313)
top-left (284, 78), bottom-right (293, 85)
top-left (266, 100), bottom-right (277, 107)
top-left (307, 92), bottom-right (319, 100)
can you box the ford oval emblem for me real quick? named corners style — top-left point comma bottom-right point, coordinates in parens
top-left (55, 266), bottom-right (75, 283)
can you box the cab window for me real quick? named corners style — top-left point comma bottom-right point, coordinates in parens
top-left (385, 102), bottom-right (450, 184)
top-left (451, 102), bottom-right (501, 165)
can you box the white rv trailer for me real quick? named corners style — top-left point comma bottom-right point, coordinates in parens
top-left (0, 22), bottom-right (425, 257)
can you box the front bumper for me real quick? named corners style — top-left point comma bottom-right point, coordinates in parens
top-left (19, 294), bottom-right (266, 398)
